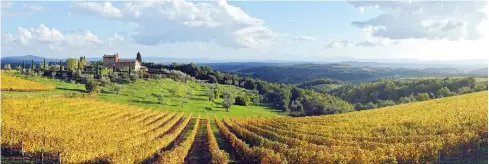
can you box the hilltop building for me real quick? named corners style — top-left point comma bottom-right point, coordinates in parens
top-left (102, 53), bottom-right (147, 71)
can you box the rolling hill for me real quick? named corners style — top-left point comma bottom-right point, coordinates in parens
top-left (234, 63), bottom-right (474, 84)
top-left (1, 55), bottom-right (61, 66)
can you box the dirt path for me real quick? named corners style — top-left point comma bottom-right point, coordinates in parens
top-left (185, 119), bottom-right (211, 164)
top-left (211, 119), bottom-right (242, 164)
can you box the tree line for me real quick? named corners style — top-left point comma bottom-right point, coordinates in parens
top-left (328, 77), bottom-right (488, 110)
top-left (232, 63), bottom-right (468, 84)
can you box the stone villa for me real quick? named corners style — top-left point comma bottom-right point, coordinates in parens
top-left (102, 53), bottom-right (147, 71)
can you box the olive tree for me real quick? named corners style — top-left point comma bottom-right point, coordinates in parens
top-left (114, 84), bottom-right (123, 94)
top-left (222, 91), bottom-right (234, 112)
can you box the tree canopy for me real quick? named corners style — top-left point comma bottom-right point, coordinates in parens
top-left (66, 58), bottom-right (79, 72)
top-left (329, 77), bottom-right (486, 110)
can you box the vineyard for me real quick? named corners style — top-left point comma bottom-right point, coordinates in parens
top-left (1, 97), bottom-right (197, 163)
top-left (1, 74), bottom-right (56, 92)
top-left (1, 90), bottom-right (487, 163)
top-left (218, 91), bottom-right (488, 163)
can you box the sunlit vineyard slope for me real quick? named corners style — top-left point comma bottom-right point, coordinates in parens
top-left (220, 91), bottom-right (488, 163)
top-left (1, 74), bottom-right (55, 91)
top-left (1, 98), bottom-right (193, 163)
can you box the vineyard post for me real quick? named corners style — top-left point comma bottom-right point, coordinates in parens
top-left (21, 141), bottom-right (24, 164)
top-left (58, 152), bottom-right (62, 164)
top-left (459, 144), bottom-right (463, 163)
top-left (437, 149), bottom-right (440, 163)
top-left (40, 148), bottom-right (44, 164)
top-left (476, 140), bottom-right (480, 164)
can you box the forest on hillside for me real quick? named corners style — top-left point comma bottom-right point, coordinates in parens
top-left (328, 77), bottom-right (488, 110)
top-left (233, 63), bottom-right (487, 84)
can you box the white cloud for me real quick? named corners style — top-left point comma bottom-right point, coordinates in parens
top-left (356, 39), bottom-right (398, 47)
top-left (71, 0), bottom-right (277, 49)
top-left (324, 40), bottom-right (355, 49)
top-left (2, 24), bottom-right (125, 52)
top-left (349, 1), bottom-right (488, 40)
top-left (325, 38), bottom-right (398, 49)
top-left (2, 3), bottom-right (45, 16)
top-left (72, 2), bottom-right (123, 19)
top-left (292, 36), bottom-right (316, 41)
top-left (2, 24), bottom-right (134, 58)
top-left (107, 33), bottom-right (126, 48)
top-left (478, 2), bottom-right (489, 40)
top-left (24, 4), bottom-right (43, 12)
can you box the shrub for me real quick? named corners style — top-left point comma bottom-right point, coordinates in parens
top-left (289, 99), bottom-right (304, 113)
top-left (415, 92), bottom-right (430, 101)
top-left (354, 103), bottom-right (364, 110)
top-left (114, 84), bottom-right (123, 94)
top-left (109, 72), bottom-right (120, 82)
top-left (180, 97), bottom-right (188, 107)
top-left (436, 87), bottom-right (455, 98)
top-left (234, 94), bottom-right (250, 106)
top-left (377, 99), bottom-right (396, 107)
top-left (207, 89), bottom-right (215, 102)
top-left (85, 80), bottom-right (100, 94)
top-left (99, 76), bottom-right (111, 86)
top-left (130, 73), bottom-right (139, 82)
top-left (398, 97), bottom-right (412, 104)
top-left (3, 64), bottom-right (12, 70)
top-left (363, 102), bottom-right (377, 110)
top-left (456, 86), bottom-right (472, 94)
top-left (64, 92), bottom-right (88, 98)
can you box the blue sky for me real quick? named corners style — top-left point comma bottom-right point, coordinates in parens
top-left (1, 1), bottom-right (488, 61)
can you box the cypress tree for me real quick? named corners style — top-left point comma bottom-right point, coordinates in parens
top-left (23, 60), bottom-right (25, 69)
top-left (136, 52), bottom-right (142, 63)
top-left (31, 59), bottom-right (34, 70)
top-left (129, 67), bottom-right (132, 76)
top-left (59, 60), bottom-right (62, 71)
top-left (95, 64), bottom-right (99, 76)
top-left (79, 56), bottom-right (86, 71)
top-left (43, 58), bottom-right (46, 70)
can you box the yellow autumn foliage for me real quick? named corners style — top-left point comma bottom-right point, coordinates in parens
top-left (227, 91), bottom-right (487, 163)
top-left (1, 97), bottom-right (191, 163)
top-left (1, 74), bottom-right (55, 91)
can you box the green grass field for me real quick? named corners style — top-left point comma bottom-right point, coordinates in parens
top-left (98, 78), bottom-right (283, 118)
top-left (1, 72), bottom-right (283, 118)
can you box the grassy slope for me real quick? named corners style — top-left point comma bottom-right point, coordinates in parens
top-left (98, 79), bottom-right (283, 118)
top-left (1, 72), bottom-right (283, 118)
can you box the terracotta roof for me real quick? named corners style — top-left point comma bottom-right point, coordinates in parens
top-left (103, 54), bottom-right (118, 58)
top-left (117, 60), bottom-right (138, 63)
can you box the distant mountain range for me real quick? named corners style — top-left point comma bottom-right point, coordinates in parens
top-left (1, 55), bottom-right (487, 77)
top-left (467, 67), bottom-right (488, 76)
top-left (335, 60), bottom-right (488, 71)
top-left (1, 55), bottom-right (61, 66)
top-left (233, 63), bottom-right (488, 84)
top-left (196, 62), bottom-right (295, 72)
